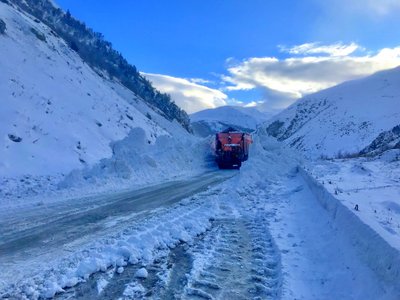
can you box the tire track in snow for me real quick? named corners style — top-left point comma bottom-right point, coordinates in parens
top-left (116, 217), bottom-right (281, 299)
top-left (56, 215), bottom-right (281, 300)
top-left (181, 216), bottom-right (281, 300)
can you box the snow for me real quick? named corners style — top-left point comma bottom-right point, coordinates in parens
top-left (267, 178), bottom-right (391, 299)
top-left (96, 278), bottom-right (109, 295)
top-left (298, 167), bottom-right (400, 297)
top-left (134, 268), bottom-right (148, 279)
top-left (122, 282), bottom-right (145, 298)
top-left (304, 153), bottom-right (400, 253)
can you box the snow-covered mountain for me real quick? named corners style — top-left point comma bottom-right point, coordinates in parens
top-left (0, 2), bottom-right (207, 199)
top-left (190, 106), bottom-right (270, 137)
top-left (10, 0), bottom-right (190, 131)
top-left (261, 66), bottom-right (400, 158)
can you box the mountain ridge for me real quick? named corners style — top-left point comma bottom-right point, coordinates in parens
top-left (262, 66), bottom-right (400, 158)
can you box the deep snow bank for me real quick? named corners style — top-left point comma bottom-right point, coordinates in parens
top-left (59, 127), bottom-right (213, 192)
top-left (300, 167), bottom-right (400, 294)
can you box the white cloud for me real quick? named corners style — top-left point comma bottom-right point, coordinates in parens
top-left (223, 44), bottom-right (400, 113)
top-left (142, 73), bottom-right (227, 114)
top-left (244, 101), bottom-right (263, 108)
top-left (281, 42), bottom-right (360, 57)
top-left (189, 78), bottom-right (212, 85)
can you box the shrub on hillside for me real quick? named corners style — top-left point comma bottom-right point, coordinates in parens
top-left (0, 19), bottom-right (6, 34)
top-left (30, 27), bottom-right (46, 42)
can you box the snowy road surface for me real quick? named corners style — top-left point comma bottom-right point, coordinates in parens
top-left (1, 144), bottom-right (399, 299)
top-left (0, 171), bottom-right (234, 296)
top-left (56, 216), bottom-right (282, 300)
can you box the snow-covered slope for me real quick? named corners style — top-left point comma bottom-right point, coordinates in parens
top-left (262, 67), bottom-right (400, 158)
top-left (190, 106), bottom-right (269, 137)
top-left (0, 2), bottom-right (206, 199)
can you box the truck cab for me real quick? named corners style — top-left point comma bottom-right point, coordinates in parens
top-left (215, 128), bottom-right (252, 169)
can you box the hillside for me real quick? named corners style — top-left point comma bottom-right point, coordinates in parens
top-left (190, 106), bottom-right (269, 137)
top-left (8, 0), bottom-right (190, 131)
top-left (262, 67), bottom-right (400, 158)
top-left (0, 2), bottom-right (207, 200)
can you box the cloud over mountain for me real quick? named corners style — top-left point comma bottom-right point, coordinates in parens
top-left (222, 44), bottom-right (400, 113)
top-left (143, 73), bottom-right (227, 114)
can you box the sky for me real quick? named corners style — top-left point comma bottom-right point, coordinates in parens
top-left (56, 0), bottom-right (400, 114)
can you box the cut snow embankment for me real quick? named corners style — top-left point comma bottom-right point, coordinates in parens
top-left (300, 161), bottom-right (400, 295)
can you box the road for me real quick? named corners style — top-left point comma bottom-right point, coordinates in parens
top-left (0, 171), bottom-right (235, 290)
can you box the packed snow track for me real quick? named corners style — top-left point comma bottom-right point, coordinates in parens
top-left (56, 216), bottom-right (281, 300)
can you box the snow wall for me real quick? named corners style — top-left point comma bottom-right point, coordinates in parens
top-left (299, 167), bottom-right (400, 295)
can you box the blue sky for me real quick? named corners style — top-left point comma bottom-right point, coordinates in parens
top-left (56, 0), bottom-right (400, 114)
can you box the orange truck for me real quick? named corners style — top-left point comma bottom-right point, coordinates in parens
top-left (214, 128), bottom-right (252, 169)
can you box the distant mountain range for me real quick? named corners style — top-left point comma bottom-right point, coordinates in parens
top-left (190, 106), bottom-right (270, 137)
